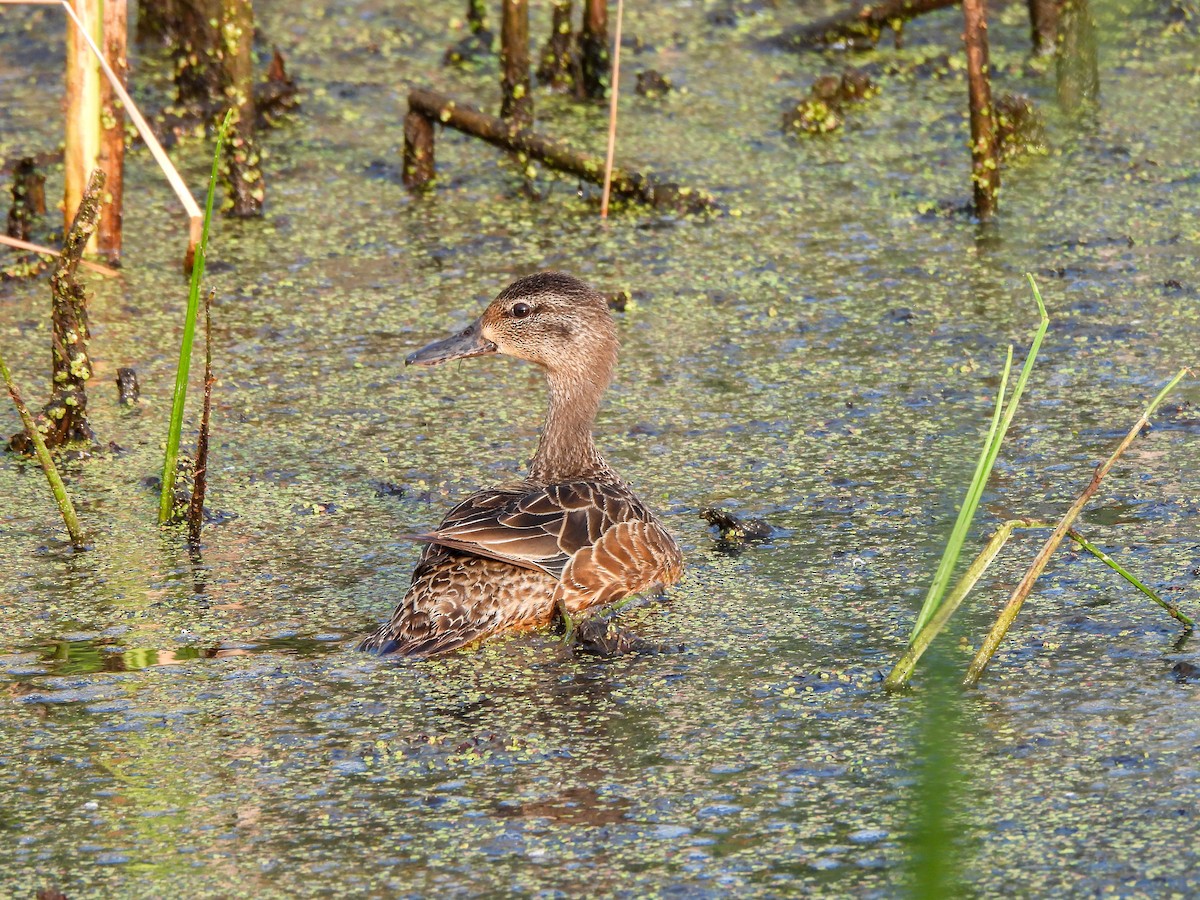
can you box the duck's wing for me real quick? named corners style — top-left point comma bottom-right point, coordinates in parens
top-left (401, 481), bottom-right (646, 580)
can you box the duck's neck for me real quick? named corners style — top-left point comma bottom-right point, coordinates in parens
top-left (529, 371), bottom-right (611, 484)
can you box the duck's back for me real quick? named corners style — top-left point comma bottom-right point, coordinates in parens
top-left (359, 478), bottom-right (682, 656)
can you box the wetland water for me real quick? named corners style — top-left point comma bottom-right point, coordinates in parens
top-left (2, 0), bottom-right (1198, 895)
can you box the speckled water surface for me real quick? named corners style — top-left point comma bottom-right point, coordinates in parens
top-left (2, 0), bottom-right (1198, 895)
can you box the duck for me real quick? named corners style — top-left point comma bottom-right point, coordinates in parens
top-left (359, 271), bottom-right (683, 657)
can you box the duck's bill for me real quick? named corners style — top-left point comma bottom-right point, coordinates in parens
top-left (405, 320), bottom-right (498, 366)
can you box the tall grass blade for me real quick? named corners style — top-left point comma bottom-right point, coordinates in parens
top-left (909, 347), bottom-right (1011, 638)
top-left (0, 349), bottom-right (85, 548)
top-left (909, 275), bottom-right (1050, 638)
top-left (159, 109), bottom-right (233, 525)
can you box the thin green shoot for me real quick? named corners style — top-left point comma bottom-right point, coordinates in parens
top-left (1066, 530), bottom-right (1194, 628)
top-left (909, 275), bottom-right (1049, 638)
top-left (0, 348), bottom-right (84, 548)
top-left (159, 109), bottom-right (233, 524)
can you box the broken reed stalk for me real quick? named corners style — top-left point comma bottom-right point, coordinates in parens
top-left (97, 0), bottom-right (126, 262)
top-left (580, 0), bottom-right (610, 99)
top-left (1055, 0), bottom-right (1100, 114)
top-left (909, 275), bottom-right (1049, 639)
top-left (0, 350), bottom-right (84, 548)
top-left (8, 167), bottom-right (106, 454)
top-left (64, 0), bottom-right (102, 250)
top-left (768, 0), bottom-right (958, 51)
top-left (160, 110), bottom-right (232, 525)
top-left (537, 0), bottom-right (576, 92)
top-left (963, 367), bottom-right (1192, 686)
top-left (499, 0), bottom-right (532, 127)
top-left (187, 289), bottom-right (216, 545)
top-left (221, 0), bottom-right (265, 217)
top-left (599, 0), bottom-right (625, 219)
top-left (962, 0), bottom-right (1000, 221)
top-left (403, 88), bottom-right (715, 213)
top-left (51, 0), bottom-right (205, 263)
top-left (1027, 0), bottom-right (1058, 57)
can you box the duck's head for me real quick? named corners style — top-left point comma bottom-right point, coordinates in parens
top-left (406, 272), bottom-right (618, 383)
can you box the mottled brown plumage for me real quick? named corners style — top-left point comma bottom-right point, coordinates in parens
top-left (359, 272), bottom-right (683, 657)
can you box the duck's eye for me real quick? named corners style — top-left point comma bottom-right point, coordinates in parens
top-left (510, 302), bottom-right (533, 319)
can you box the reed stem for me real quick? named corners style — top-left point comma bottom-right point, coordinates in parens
top-left (159, 110), bottom-right (232, 525)
top-left (599, 0), bottom-right (625, 219)
top-left (964, 367), bottom-right (1191, 685)
top-left (1066, 530), bottom-right (1194, 628)
top-left (0, 350), bottom-right (84, 548)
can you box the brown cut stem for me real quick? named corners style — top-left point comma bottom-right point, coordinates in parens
top-left (964, 369), bottom-right (1192, 686)
top-left (580, 0), bottom-right (610, 99)
top-left (97, 0), bottom-right (127, 262)
top-left (1027, 0), bottom-right (1058, 56)
top-left (963, 0), bottom-right (999, 221)
top-left (64, 0), bottom-right (102, 250)
top-left (402, 110), bottom-right (436, 187)
top-left (404, 88), bottom-right (715, 213)
top-left (56, 0), bottom-right (204, 265)
top-left (499, 0), bottom-right (532, 126)
top-left (599, 0), bottom-right (625, 219)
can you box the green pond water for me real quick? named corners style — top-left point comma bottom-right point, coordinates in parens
top-left (2, 0), bottom-right (1198, 895)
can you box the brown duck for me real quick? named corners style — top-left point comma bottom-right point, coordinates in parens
top-left (359, 272), bottom-right (683, 657)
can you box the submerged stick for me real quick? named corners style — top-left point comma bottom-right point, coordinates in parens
top-left (0, 349), bottom-right (84, 548)
top-left (964, 368), bottom-right (1191, 686)
top-left (768, 0), bottom-right (958, 51)
top-left (160, 111), bottom-right (231, 525)
top-left (404, 88), bottom-right (715, 213)
top-left (599, 0), bottom-right (625, 218)
top-left (188, 289), bottom-right (216, 546)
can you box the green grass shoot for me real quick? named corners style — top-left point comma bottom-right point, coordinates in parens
top-left (159, 109), bottom-right (233, 525)
top-left (907, 275), bottom-right (1049, 639)
top-left (0, 348), bottom-right (84, 548)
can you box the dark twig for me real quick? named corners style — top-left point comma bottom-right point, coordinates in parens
top-left (188, 288), bottom-right (216, 546)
